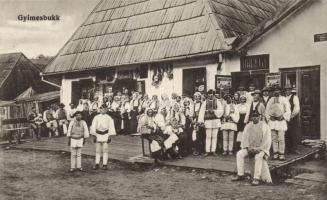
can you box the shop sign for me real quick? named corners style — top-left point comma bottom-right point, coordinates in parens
top-left (266, 72), bottom-right (281, 86)
top-left (241, 54), bottom-right (269, 71)
top-left (314, 32), bottom-right (327, 42)
top-left (215, 75), bottom-right (232, 90)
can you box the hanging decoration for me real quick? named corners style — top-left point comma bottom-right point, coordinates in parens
top-left (151, 65), bottom-right (163, 88)
top-left (166, 63), bottom-right (173, 80)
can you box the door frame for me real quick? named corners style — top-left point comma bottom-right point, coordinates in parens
top-left (182, 67), bottom-right (207, 95)
top-left (279, 65), bottom-right (320, 139)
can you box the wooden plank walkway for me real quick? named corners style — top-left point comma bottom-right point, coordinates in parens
top-left (8, 135), bottom-right (321, 173)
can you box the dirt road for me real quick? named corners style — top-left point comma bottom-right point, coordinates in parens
top-left (0, 149), bottom-right (326, 200)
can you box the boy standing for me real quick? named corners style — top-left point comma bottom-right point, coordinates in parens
top-left (67, 111), bottom-right (89, 172)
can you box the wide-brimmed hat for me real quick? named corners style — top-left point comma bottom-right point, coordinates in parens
top-left (207, 89), bottom-right (215, 95)
top-left (100, 104), bottom-right (108, 109)
top-left (262, 86), bottom-right (271, 92)
top-left (251, 90), bottom-right (261, 96)
top-left (73, 111), bottom-right (82, 117)
top-left (59, 103), bottom-right (65, 108)
top-left (224, 94), bottom-right (233, 99)
top-left (251, 112), bottom-right (260, 118)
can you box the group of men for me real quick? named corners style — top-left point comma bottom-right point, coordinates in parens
top-left (27, 84), bottom-right (300, 185)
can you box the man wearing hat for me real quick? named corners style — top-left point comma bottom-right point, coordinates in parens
top-left (192, 92), bottom-right (205, 155)
top-left (56, 103), bottom-right (68, 136)
top-left (262, 86), bottom-right (272, 107)
top-left (221, 94), bottom-right (240, 155)
top-left (285, 86), bottom-right (300, 153)
top-left (232, 112), bottom-right (272, 186)
top-left (198, 89), bottom-right (224, 156)
top-left (265, 85), bottom-right (291, 160)
top-left (67, 111), bottom-right (89, 172)
top-left (90, 104), bottom-right (116, 170)
top-left (244, 90), bottom-right (266, 123)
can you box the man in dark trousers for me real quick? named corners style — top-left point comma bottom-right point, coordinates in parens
top-left (285, 86), bottom-right (301, 154)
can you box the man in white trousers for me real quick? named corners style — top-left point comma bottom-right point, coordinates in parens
top-left (90, 104), bottom-right (116, 170)
top-left (265, 86), bottom-right (291, 160)
top-left (233, 112), bottom-right (272, 186)
top-left (198, 89), bottom-right (224, 156)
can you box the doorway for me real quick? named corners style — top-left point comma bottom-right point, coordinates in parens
top-left (281, 66), bottom-right (320, 139)
top-left (183, 68), bottom-right (206, 95)
top-left (71, 79), bottom-right (94, 106)
top-left (231, 70), bottom-right (268, 92)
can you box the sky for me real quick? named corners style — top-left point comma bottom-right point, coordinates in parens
top-left (0, 0), bottom-right (100, 58)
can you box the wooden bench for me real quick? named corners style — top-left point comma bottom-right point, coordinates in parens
top-left (131, 133), bottom-right (151, 157)
top-left (1, 118), bottom-right (31, 144)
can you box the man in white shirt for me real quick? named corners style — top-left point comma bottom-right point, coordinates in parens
top-left (285, 87), bottom-right (301, 153)
top-left (198, 90), bottom-right (224, 156)
top-left (90, 104), bottom-right (116, 170)
top-left (265, 86), bottom-right (291, 160)
top-left (232, 112), bottom-right (272, 186)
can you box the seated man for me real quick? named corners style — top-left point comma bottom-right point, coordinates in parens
top-left (232, 112), bottom-right (272, 186)
top-left (27, 107), bottom-right (43, 140)
top-left (163, 118), bottom-right (184, 159)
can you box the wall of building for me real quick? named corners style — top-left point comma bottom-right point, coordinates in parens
top-left (144, 57), bottom-right (220, 97)
top-left (225, 0), bottom-right (327, 141)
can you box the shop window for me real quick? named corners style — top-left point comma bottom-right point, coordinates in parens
top-left (241, 54), bottom-right (269, 71)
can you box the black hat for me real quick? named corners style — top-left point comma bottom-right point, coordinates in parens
top-left (262, 86), bottom-right (270, 92)
top-left (224, 94), bottom-right (233, 99)
top-left (73, 111), bottom-right (82, 117)
top-left (100, 104), bottom-right (108, 109)
top-left (207, 89), bottom-right (215, 95)
top-left (251, 90), bottom-right (261, 96)
top-left (59, 103), bottom-right (65, 108)
top-left (251, 112), bottom-right (260, 118)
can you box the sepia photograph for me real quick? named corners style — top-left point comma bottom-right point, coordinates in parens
top-left (0, 0), bottom-right (326, 199)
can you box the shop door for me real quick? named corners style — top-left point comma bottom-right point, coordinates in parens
top-left (231, 70), bottom-right (267, 92)
top-left (71, 81), bottom-right (81, 106)
top-left (299, 68), bottom-right (320, 139)
top-left (183, 68), bottom-right (206, 95)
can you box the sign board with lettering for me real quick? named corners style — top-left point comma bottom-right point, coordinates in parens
top-left (314, 33), bottom-right (327, 42)
top-left (266, 72), bottom-right (281, 86)
top-left (215, 75), bottom-right (232, 90)
top-left (241, 54), bottom-right (269, 71)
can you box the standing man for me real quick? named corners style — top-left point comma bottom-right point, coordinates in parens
top-left (67, 111), bottom-right (89, 172)
top-left (285, 86), bottom-right (300, 154)
top-left (262, 87), bottom-right (271, 107)
top-left (192, 92), bottom-right (205, 156)
top-left (56, 103), bottom-right (68, 136)
top-left (244, 90), bottom-right (266, 123)
top-left (90, 104), bottom-right (116, 170)
top-left (232, 112), bottom-right (272, 186)
top-left (198, 90), bottom-right (224, 156)
top-left (265, 86), bottom-right (291, 160)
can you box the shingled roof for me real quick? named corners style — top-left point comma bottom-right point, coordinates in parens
top-left (44, 0), bottom-right (287, 74)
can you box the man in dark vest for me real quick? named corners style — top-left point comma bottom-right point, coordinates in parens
top-left (285, 86), bottom-right (300, 154)
top-left (245, 90), bottom-right (266, 123)
top-left (56, 103), bottom-right (68, 136)
top-left (262, 86), bottom-right (271, 107)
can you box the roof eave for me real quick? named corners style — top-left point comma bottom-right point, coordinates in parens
top-left (42, 48), bottom-right (234, 76)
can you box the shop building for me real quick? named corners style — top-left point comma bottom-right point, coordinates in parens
top-left (223, 0), bottom-right (326, 142)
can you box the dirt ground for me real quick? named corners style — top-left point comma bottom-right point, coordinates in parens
top-left (0, 149), bottom-right (326, 200)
